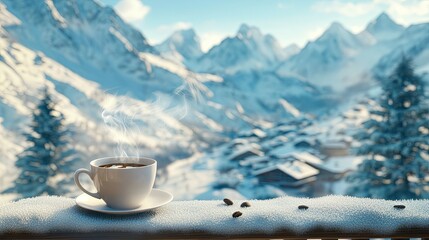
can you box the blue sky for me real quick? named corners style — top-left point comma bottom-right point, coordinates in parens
top-left (99, 0), bottom-right (429, 51)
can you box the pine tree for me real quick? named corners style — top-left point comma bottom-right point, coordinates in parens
top-left (347, 57), bottom-right (429, 199)
top-left (3, 89), bottom-right (79, 198)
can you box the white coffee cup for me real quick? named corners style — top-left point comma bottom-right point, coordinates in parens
top-left (74, 157), bottom-right (157, 210)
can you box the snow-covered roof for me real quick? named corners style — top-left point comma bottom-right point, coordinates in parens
top-left (251, 129), bottom-right (267, 138)
top-left (279, 161), bottom-right (319, 180)
top-left (229, 147), bottom-right (264, 161)
top-left (235, 143), bottom-right (261, 151)
top-left (269, 148), bottom-right (323, 166)
top-left (230, 138), bottom-right (248, 145)
top-left (289, 152), bottom-right (323, 165)
top-left (293, 137), bottom-right (318, 146)
top-left (272, 135), bottom-right (289, 142)
top-left (274, 125), bottom-right (297, 135)
top-left (253, 161), bottom-right (319, 180)
top-left (234, 142), bottom-right (261, 152)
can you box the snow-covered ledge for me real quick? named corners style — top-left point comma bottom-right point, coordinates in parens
top-left (1, 196), bottom-right (429, 239)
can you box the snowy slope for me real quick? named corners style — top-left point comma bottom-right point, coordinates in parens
top-left (0, 0), bottom-right (311, 192)
top-left (204, 71), bottom-right (334, 121)
top-left (0, 1), bottom-right (223, 194)
top-left (0, 24), bottom-right (200, 164)
top-left (0, 0), bottom-right (299, 132)
top-left (374, 22), bottom-right (429, 77)
top-left (156, 28), bottom-right (203, 66)
top-left (2, 0), bottom-right (155, 81)
top-left (277, 22), bottom-right (367, 89)
top-left (3, 0), bottom-right (328, 128)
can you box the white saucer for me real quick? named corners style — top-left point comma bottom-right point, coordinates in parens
top-left (75, 189), bottom-right (173, 215)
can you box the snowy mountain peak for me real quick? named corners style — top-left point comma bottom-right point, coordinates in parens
top-left (163, 28), bottom-right (200, 45)
top-left (367, 12), bottom-right (403, 32)
top-left (364, 12), bottom-right (404, 41)
top-left (194, 23), bottom-right (286, 73)
top-left (156, 28), bottom-right (203, 65)
top-left (316, 21), bottom-right (363, 49)
top-left (170, 28), bottom-right (199, 43)
top-left (376, 12), bottom-right (394, 22)
top-left (237, 24), bottom-right (263, 39)
top-left (322, 22), bottom-right (351, 38)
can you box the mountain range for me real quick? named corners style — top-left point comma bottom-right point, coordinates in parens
top-left (157, 12), bottom-right (428, 92)
top-left (0, 0), bottom-right (428, 194)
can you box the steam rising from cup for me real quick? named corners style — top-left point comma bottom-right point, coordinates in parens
top-left (101, 107), bottom-right (139, 159)
top-left (101, 76), bottom-right (208, 161)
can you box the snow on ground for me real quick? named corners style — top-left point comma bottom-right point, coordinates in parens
top-left (1, 195), bottom-right (429, 234)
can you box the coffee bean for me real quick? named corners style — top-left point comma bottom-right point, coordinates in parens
top-left (232, 211), bottom-right (242, 218)
top-left (394, 204), bottom-right (405, 209)
top-left (223, 198), bottom-right (233, 206)
top-left (298, 205), bottom-right (309, 210)
top-left (240, 202), bottom-right (251, 208)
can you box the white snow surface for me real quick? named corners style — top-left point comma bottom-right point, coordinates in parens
top-left (1, 195), bottom-right (429, 234)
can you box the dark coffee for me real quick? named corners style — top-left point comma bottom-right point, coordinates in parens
top-left (99, 163), bottom-right (147, 169)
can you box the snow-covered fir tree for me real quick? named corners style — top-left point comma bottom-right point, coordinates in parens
top-left (347, 57), bottom-right (429, 199)
top-left (3, 89), bottom-right (79, 198)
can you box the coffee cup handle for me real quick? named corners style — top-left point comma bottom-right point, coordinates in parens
top-left (74, 169), bottom-right (101, 199)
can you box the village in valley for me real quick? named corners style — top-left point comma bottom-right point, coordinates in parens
top-left (162, 98), bottom-right (375, 199)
